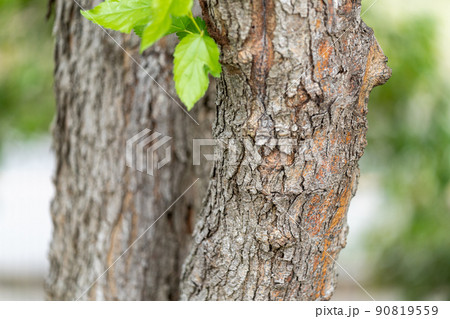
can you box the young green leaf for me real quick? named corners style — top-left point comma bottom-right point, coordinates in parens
top-left (133, 24), bottom-right (147, 38)
top-left (173, 33), bottom-right (221, 109)
top-left (167, 16), bottom-right (207, 40)
top-left (140, 14), bottom-right (172, 52)
top-left (140, 0), bottom-right (193, 52)
top-left (169, 0), bottom-right (193, 16)
top-left (81, 0), bottom-right (152, 33)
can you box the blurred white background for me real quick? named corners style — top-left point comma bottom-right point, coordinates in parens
top-left (0, 138), bottom-right (53, 299)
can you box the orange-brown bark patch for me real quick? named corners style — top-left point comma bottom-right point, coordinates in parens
top-left (316, 39), bottom-right (333, 78)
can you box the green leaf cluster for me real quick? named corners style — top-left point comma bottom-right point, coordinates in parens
top-left (81, 0), bottom-right (221, 110)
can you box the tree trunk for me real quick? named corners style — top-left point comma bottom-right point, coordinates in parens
top-left (180, 0), bottom-right (390, 300)
top-left (46, 0), bottom-right (213, 300)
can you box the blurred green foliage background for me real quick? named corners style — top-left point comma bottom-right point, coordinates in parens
top-left (363, 4), bottom-right (450, 299)
top-left (0, 0), bottom-right (54, 150)
top-left (0, 0), bottom-right (448, 300)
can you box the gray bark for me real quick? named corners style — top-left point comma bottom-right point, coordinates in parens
top-left (180, 0), bottom-right (390, 300)
top-left (46, 0), bottom-right (213, 300)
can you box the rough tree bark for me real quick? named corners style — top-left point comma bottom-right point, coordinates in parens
top-left (180, 0), bottom-right (390, 300)
top-left (46, 0), bottom-right (213, 300)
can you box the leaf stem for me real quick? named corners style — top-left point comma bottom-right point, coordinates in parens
top-left (187, 11), bottom-right (203, 35)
